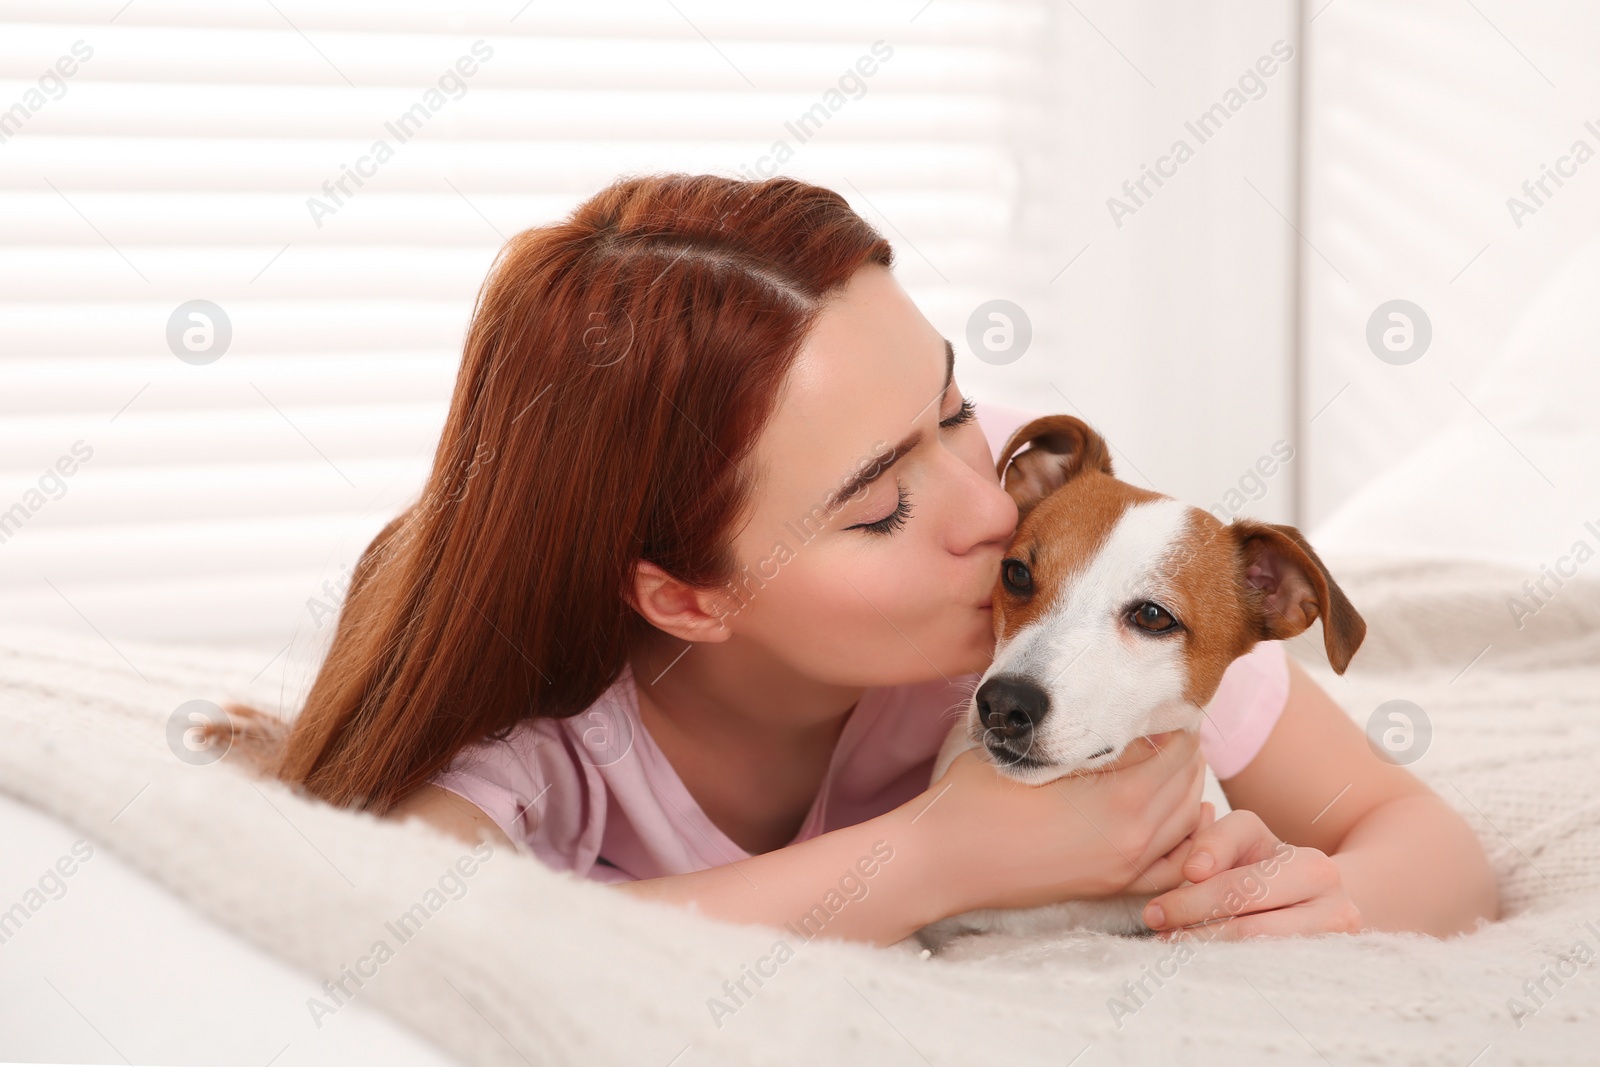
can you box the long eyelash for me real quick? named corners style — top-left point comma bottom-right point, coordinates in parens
top-left (856, 483), bottom-right (914, 536)
top-left (850, 397), bottom-right (969, 538)
top-left (941, 394), bottom-right (977, 428)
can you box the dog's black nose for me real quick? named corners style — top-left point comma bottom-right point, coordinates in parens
top-left (976, 675), bottom-right (1050, 742)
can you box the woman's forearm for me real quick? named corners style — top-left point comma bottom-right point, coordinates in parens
top-left (615, 734), bottom-right (1212, 944)
top-left (1331, 792), bottom-right (1499, 938)
top-left (613, 798), bottom-right (950, 947)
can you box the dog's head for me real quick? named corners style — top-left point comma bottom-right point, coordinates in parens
top-left (970, 414), bottom-right (1365, 783)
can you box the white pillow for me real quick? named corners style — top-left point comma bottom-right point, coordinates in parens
top-left (1314, 237), bottom-right (1600, 571)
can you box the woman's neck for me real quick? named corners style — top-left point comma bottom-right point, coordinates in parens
top-left (628, 628), bottom-right (864, 855)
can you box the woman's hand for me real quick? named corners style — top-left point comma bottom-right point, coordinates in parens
top-left (1135, 798), bottom-right (1217, 894)
top-left (1141, 808), bottom-right (1363, 940)
top-left (916, 728), bottom-right (1210, 917)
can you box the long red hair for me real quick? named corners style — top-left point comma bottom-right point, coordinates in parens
top-left (223, 174), bottom-right (894, 812)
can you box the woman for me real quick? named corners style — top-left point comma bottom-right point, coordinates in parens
top-left (229, 174), bottom-right (1496, 947)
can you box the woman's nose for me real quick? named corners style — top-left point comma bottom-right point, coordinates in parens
top-left (965, 467), bottom-right (1019, 551)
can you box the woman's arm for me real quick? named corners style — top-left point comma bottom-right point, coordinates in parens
top-left (612, 798), bottom-right (951, 945)
top-left (395, 730), bottom-right (1215, 947)
top-left (390, 784), bottom-right (520, 849)
top-left (1143, 655), bottom-right (1499, 939)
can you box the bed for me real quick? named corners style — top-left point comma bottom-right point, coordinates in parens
top-left (4, 251), bottom-right (1599, 1065)
top-left (1, 550), bottom-right (1598, 1065)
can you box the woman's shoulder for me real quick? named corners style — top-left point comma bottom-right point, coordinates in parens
top-left (426, 669), bottom-right (635, 853)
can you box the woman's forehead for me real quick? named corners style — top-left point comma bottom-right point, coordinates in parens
top-left (747, 272), bottom-right (952, 521)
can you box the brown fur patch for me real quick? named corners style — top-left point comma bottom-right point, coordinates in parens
top-left (1161, 509), bottom-right (1257, 707)
top-left (994, 471), bottom-right (1162, 640)
top-left (998, 484), bottom-right (1260, 710)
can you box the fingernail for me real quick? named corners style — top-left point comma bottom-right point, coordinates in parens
top-left (1188, 851), bottom-right (1213, 872)
top-left (1143, 903), bottom-right (1165, 928)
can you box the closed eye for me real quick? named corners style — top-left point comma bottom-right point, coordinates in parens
top-left (847, 393), bottom-right (973, 537)
top-left (846, 482), bottom-right (913, 535)
top-left (940, 394), bottom-right (976, 429)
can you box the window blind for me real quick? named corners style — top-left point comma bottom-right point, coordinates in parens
top-left (0, 0), bottom-right (1051, 669)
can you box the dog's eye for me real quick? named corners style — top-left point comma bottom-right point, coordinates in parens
top-left (1130, 601), bottom-right (1179, 633)
top-left (1002, 558), bottom-right (1032, 596)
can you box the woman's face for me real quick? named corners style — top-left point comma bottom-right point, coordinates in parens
top-left (713, 263), bottom-right (1019, 687)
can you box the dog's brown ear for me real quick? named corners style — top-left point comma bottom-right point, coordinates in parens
top-left (996, 415), bottom-right (1114, 518)
top-left (1229, 519), bottom-right (1366, 673)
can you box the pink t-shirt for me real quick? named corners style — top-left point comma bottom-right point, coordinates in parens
top-left (430, 400), bottom-right (1291, 883)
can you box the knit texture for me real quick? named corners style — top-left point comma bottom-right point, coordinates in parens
top-left (0, 555), bottom-right (1596, 1065)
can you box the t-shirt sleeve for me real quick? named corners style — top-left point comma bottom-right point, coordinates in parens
top-left (429, 718), bottom-right (608, 876)
top-left (1197, 640), bottom-right (1291, 779)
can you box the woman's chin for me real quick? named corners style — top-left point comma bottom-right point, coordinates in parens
top-left (953, 636), bottom-right (997, 675)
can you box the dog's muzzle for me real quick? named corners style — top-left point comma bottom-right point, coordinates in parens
top-left (975, 674), bottom-right (1051, 763)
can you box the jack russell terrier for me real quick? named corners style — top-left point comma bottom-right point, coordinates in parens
top-left (918, 414), bottom-right (1365, 949)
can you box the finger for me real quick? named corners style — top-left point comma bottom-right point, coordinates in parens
top-left (1139, 735), bottom-right (1206, 818)
top-left (1131, 852), bottom-right (1189, 894)
top-left (1130, 727), bottom-right (1198, 766)
top-left (1180, 809), bottom-right (1289, 883)
top-left (1127, 775), bottom-right (1209, 892)
top-left (1144, 843), bottom-right (1331, 931)
top-left (1139, 831), bottom-right (1203, 895)
top-left (1134, 800), bottom-right (1216, 891)
top-left (1107, 736), bottom-right (1206, 892)
top-left (1139, 749), bottom-right (1206, 863)
top-left (1102, 729), bottom-right (1185, 772)
top-left (1139, 825), bottom-right (1209, 895)
top-left (1148, 762), bottom-right (1206, 851)
top-left (1155, 727), bottom-right (1200, 762)
top-left (1103, 739), bottom-right (1203, 872)
top-left (1157, 896), bottom-right (1363, 941)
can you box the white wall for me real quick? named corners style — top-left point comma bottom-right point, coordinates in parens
top-left (956, 0), bottom-right (1301, 529)
top-left (1300, 0), bottom-right (1600, 532)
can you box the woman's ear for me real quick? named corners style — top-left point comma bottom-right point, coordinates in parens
top-left (625, 559), bottom-right (737, 643)
top-left (1229, 519), bottom-right (1366, 673)
top-left (996, 414), bottom-right (1115, 519)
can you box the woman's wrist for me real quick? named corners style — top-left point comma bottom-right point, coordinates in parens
top-left (871, 789), bottom-right (964, 932)
top-left (612, 795), bottom-right (957, 946)
top-left (768, 796), bottom-right (957, 944)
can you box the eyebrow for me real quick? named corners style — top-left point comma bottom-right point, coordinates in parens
top-left (824, 338), bottom-right (956, 513)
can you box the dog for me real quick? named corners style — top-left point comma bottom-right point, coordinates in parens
top-left (917, 414), bottom-right (1366, 950)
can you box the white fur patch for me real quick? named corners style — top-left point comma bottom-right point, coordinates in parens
top-left (979, 498), bottom-right (1202, 778)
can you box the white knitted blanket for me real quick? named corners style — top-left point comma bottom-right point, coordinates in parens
top-left (1, 556), bottom-right (1597, 1066)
